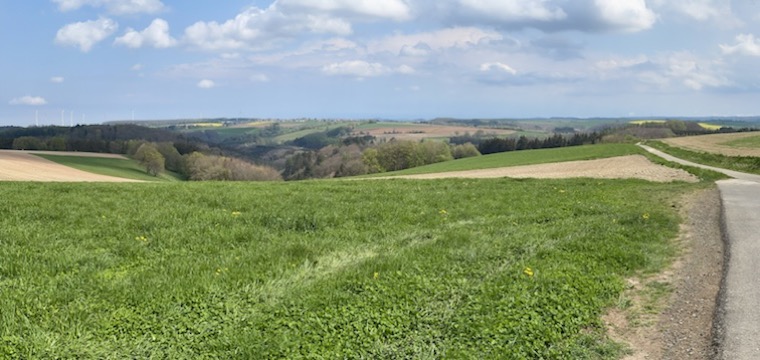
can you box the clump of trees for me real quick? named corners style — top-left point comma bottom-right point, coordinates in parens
top-left (478, 133), bottom-right (603, 155)
top-left (133, 143), bottom-right (165, 176)
top-left (281, 139), bottom-right (481, 180)
top-left (127, 141), bottom-right (281, 181)
top-left (183, 152), bottom-right (282, 181)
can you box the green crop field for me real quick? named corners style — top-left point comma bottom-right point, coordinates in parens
top-left (721, 135), bottom-right (760, 148)
top-left (372, 143), bottom-right (644, 177)
top-left (35, 154), bottom-right (183, 182)
top-left (0, 176), bottom-right (700, 358)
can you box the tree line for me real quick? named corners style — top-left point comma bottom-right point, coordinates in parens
top-left (477, 133), bottom-right (603, 155)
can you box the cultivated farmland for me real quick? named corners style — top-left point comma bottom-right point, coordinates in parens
top-left (0, 150), bottom-right (140, 182)
top-left (662, 132), bottom-right (760, 157)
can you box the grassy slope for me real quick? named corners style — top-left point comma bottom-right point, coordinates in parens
top-left (372, 143), bottom-right (644, 176)
top-left (0, 178), bottom-right (700, 358)
top-left (35, 154), bottom-right (183, 182)
top-left (721, 134), bottom-right (760, 148)
top-left (645, 141), bottom-right (760, 175)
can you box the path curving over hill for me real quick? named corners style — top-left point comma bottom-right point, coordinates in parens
top-left (0, 150), bottom-right (141, 182)
top-left (641, 143), bottom-right (760, 359)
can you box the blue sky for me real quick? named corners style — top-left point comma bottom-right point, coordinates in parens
top-left (2, 0), bottom-right (760, 126)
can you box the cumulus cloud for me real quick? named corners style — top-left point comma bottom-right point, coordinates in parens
top-left (456, 0), bottom-right (567, 23)
top-left (9, 96), bottom-right (48, 106)
top-left (182, 0), bottom-right (414, 52)
top-left (720, 34), bottom-right (760, 56)
top-left (115, 19), bottom-right (177, 48)
top-left (651, 0), bottom-right (737, 24)
top-left (52, 0), bottom-right (165, 15)
top-left (277, 0), bottom-right (412, 21)
top-left (591, 0), bottom-right (657, 32)
top-left (50, 76), bottom-right (65, 83)
top-left (184, 1), bottom-right (405, 51)
top-left (368, 27), bottom-right (503, 55)
top-left (322, 60), bottom-right (415, 77)
top-left (322, 60), bottom-right (390, 77)
top-left (197, 79), bottom-right (215, 88)
top-left (55, 17), bottom-right (118, 52)
top-left (439, 0), bottom-right (656, 33)
top-left (480, 62), bottom-right (517, 75)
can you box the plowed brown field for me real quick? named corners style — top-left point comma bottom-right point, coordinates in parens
top-left (380, 155), bottom-right (698, 183)
top-left (0, 150), bottom-right (141, 182)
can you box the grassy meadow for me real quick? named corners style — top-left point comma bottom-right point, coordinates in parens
top-left (646, 141), bottom-right (760, 175)
top-left (0, 176), bottom-right (701, 358)
top-left (721, 134), bottom-right (760, 148)
top-left (35, 154), bottom-right (183, 182)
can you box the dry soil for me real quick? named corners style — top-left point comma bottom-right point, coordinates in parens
top-left (0, 150), bottom-right (140, 182)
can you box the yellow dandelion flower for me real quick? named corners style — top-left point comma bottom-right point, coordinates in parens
top-left (642, 213), bottom-right (650, 220)
top-left (373, 272), bottom-right (379, 280)
top-left (231, 211), bottom-right (242, 217)
top-left (439, 209), bottom-right (448, 215)
top-left (523, 267), bottom-right (534, 277)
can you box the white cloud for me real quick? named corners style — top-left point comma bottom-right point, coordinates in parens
top-left (115, 18), bottom-right (177, 49)
top-left (480, 62), bottom-right (517, 75)
top-left (396, 64), bottom-right (416, 74)
top-left (183, 5), bottom-right (357, 51)
top-left (55, 17), bottom-right (118, 52)
top-left (9, 96), bottom-right (48, 106)
top-left (457, 0), bottom-right (567, 22)
top-left (52, 0), bottom-right (165, 15)
top-left (368, 27), bottom-right (503, 55)
top-left (277, 0), bottom-right (412, 21)
top-left (131, 63), bottom-right (143, 71)
top-left (720, 34), bottom-right (760, 56)
top-left (651, 0), bottom-right (736, 23)
top-left (322, 60), bottom-right (390, 77)
top-left (427, 0), bottom-right (656, 33)
top-left (197, 79), bottom-right (215, 88)
top-left (592, 0), bottom-right (657, 33)
top-left (321, 61), bottom-right (416, 77)
top-left (50, 76), bottom-right (65, 83)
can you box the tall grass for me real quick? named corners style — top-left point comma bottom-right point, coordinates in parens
top-left (0, 179), bottom-right (694, 358)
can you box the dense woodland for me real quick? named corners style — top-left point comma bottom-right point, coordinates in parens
top-left (1, 119), bottom-right (756, 181)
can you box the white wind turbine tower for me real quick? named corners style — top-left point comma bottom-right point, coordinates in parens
top-left (35, 110), bottom-right (39, 127)
top-left (61, 110), bottom-right (65, 126)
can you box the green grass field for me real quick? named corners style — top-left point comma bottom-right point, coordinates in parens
top-left (645, 141), bottom-right (760, 175)
top-left (721, 135), bottom-right (760, 148)
top-left (0, 176), bottom-right (700, 358)
top-left (372, 143), bottom-right (644, 176)
top-left (35, 154), bottom-right (183, 182)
